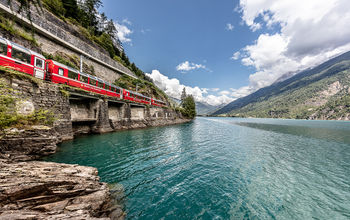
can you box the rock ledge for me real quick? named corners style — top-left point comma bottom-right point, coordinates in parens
top-left (0, 160), bottom-right (125, 219)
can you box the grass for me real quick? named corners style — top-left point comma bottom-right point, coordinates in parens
top-left (114, 74), bottom-right (169, 103)
top-left (0, 66), bottom-right (41, 85)
top-left (0, 14), bottom-right (38, 47)
top-left (0, 76), bottom-right (54, 131)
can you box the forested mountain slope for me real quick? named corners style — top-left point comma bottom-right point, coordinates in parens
top-left (213, 51), bottom-right (350, 120)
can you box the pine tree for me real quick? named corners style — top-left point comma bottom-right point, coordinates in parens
top-left (62, 0), bottom-right (78, 18)
top-left (182, 95), bottom-right (196, 118)
top-left (181, 87), bottom-right (187, 105)
top-left (105, 19), bottom-right (117, 39)
top-left (79, 0), bottom-right (102, 30)
top-left (98, 12), bottom-right (108, 32)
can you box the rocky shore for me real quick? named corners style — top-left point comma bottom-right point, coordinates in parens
top-left (0, 127), bottom-right (125, 219)
top-left (0, 160), bottom-right (124, 219)
top-left (0, 118), bottom-right (191, 219)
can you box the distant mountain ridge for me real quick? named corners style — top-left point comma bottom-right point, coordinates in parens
top-left (213, 51), bottom-right (350, 120)
top-left (170, 96), bottom-right (222, 115)
top-left (196, 102), bottom-right (224, 115)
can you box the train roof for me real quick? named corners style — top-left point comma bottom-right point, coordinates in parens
top-left (49, 60), bottom-right (119, 89)
top-left (125, 89), bottom-right (150, 99)
top-left (79, 71), bottom-right (90, 78)
top-left (154, 99), bottom-right (166, 103)
top-left (51, 60), bottom-right (79, 73)
top-left (110, 84), bottom-right (122, 90)
top-left (2, 38), bottom-right (46, 60)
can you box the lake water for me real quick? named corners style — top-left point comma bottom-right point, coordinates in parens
top-left (45, 117), bottom-right (350, 219)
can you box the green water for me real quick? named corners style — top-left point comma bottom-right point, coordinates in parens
top-left (45, 117), bottom-right (350, 219)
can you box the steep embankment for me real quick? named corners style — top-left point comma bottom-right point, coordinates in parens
top-left (213, 51), bottom-right (350, 120)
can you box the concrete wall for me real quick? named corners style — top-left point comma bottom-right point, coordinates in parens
top-left (108, 102), bottom-right (125, 121)
top-left (2, 74), bottom-right (188, 145)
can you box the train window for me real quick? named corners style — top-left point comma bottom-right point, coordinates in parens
top-left (0, 42), bottom-right (7, 55)
top-left (58, 68), bottom-right (64, 76)
top-left (89, 78), bottom-right (97, 86)
top-left (35, 58), bottom-right (44, 69)
top-left (80, 75), bottom-right (89, 83)
top-left (97, 81), bottom-right (104, 88)
top-left (116, 88), bottom-right (120, 93)
top-left (68, 70), bottom-right (78, 80)
top-left (12, 48), bottom-right (31, 64)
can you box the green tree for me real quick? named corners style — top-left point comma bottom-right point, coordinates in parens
top-left (62, 0), bottom-right (78, 18)
top-left (121, 51), bottom-right (130, 66)
top-left (105, 19), bottom-right (116, 37)
top-left (180, 87), bottom-right (187, 105)
top-left (98, 12), bottom-right (107, 32)
top-left (182, 95), bottom-right (196, 119)
top-left (42, 0), bottom-right (65, 17)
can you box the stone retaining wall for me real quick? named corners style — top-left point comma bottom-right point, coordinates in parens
top-left (0, 0), bottom-right (136, 83)
top-left (0, 74), bottom-right (187, 145)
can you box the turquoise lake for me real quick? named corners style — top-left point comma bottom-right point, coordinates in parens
top-left (44, 117), bottom-right (350, 219)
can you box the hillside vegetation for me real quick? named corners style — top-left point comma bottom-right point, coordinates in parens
top-left (213, 51), bottom-right (350, 120)
top-left (4, 0), bottom-right (167, 102)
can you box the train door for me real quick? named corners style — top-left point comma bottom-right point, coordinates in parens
top-left (34, 56), bottom-right (45, 79)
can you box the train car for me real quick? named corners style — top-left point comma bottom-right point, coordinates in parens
top-left (123, 89), bottom-right (151, 105)
top-left (46, 60), bottom-right (80, 87)
top-left (151, 98), bottom-right (166, 107)
top-left (105, 83), bottom-right (123, 99)
top-left (0, 37), bottom-right (46, 79)
top-left (0, 37), bottom-right (167, 107)
top-left (46, 59), bottom-right (124, 98)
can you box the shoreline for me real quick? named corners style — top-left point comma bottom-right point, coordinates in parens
top-left (0, 119), bottom-right (191, 219)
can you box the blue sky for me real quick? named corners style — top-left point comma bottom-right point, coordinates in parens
top-left (101, 0), bottom-right (350, 105)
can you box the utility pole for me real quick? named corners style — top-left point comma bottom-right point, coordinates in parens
top-left (80, 54), bottom-right (83, 72)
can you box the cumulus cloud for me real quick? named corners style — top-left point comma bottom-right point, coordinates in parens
top-left (219, 90), bottom-right (231, 96)
top-left (232, 0), bottom-right (350, 97)
top-left (146, 70), bottom-right (234, 106)
top-left (114, 21), bottom-right (133, 44)
top-left (226, 23), bottom-right (234, 31)
top-left (231, 51), bottom-right (241, 60)
top-left (176, 61), bottom-right (206, 72)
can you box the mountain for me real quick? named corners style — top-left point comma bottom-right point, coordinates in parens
top-left (170, 97), bottom-right (222, 115)
top-left (196, 102), bottom-right (224, 115)
top-left (213, 51), bottom-right (350, 120)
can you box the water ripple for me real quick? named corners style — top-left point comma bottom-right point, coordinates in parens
top-left (44, 118), bottom-right (350, 219)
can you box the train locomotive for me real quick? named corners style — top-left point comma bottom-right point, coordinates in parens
top-left (0, 37), bottom-right (166, 107)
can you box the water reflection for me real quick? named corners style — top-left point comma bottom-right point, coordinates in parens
top-left (235, 122), bottom-right (350, 144)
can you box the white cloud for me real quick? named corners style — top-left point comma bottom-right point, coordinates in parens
top-left (176, 61), bottom-right (206, 72)
top-left (146, 70), bottom-right (234, 106)
top-left (122, 18), bottom-right (132, 25)
top-left (226, 23), bottom-right (234, 31)
top-left (230, 86), bottom-right (254, 99)
top-left (114, 21), bottom-right (133, 44)
top-left (233, 0), bottom-right (350, 97)
top-left (231, 51), bottom-right (241, 60)
top-left (219, 90), bottom-right (230, 96)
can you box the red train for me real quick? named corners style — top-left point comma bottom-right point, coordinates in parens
top-left (0, 37), bottom-right (166, 107)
